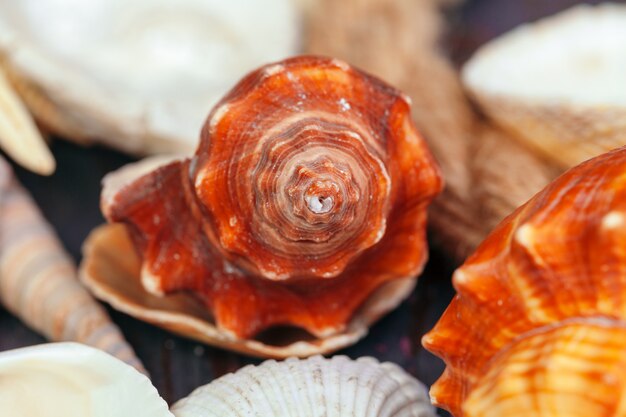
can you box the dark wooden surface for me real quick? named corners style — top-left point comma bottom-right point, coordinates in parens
top-left (0, 0), bottom-right (611, 412)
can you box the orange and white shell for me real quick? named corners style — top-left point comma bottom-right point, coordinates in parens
top-left (82, 56), bottom-right (442, 357)
top-left (423, 146), bottom-right (626, 416)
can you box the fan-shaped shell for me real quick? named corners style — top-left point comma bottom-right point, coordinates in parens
top-left (81, 55), bottom-right (442, 357)
top-left (463, 3), bottom-right (626, 168)
top-left (0, 0), bottom-right (299, 155)
top-left (0, 343), bottom-right (171, 417)
top-left (171, 355), bottom-right (436, 417)
top-left (423, 146), bottom-right (626, 416)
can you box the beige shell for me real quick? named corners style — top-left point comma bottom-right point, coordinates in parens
top-left (0, 0), bottom-right (299, 155)
top-left (0, 158), bottom-right (143, 371)
top-left (463, 3), bottom-right (626, 168)
top-left (171, 355), bottom-right (436, 417)
top-left (0, 66), bottom-right (53, 175)
top-left (0, 343), bottom-right (171, 417)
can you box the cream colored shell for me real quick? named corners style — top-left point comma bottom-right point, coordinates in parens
top-left (463, 3), bottom-right (626, 167)
top-left (171, 355), bottom-right (436, 417)
top-left (0, 343), bottom-right (171, 417)
top-left (0, 0), bottom-right (299, 155)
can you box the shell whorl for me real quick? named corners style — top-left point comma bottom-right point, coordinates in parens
top-left (192, 57), bottom-right (405, 280)
top-left (103, 56), bottom-right (442, 340)
top-left (423, 147), bottom-right (626, 416)
top-left (171, 355), bottom-right (436, 417)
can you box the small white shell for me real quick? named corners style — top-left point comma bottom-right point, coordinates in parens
top-left (0, 343), bottom-right (172, 417)
top-left (171, 356), bottom-right (436, 417)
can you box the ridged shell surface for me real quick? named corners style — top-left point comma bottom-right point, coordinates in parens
top-left (93, 56), bottom-right (442, 350)
top-left (423, 146), bottom-right (626, 416)
top-left (171, 355), bottom-right (436, 417)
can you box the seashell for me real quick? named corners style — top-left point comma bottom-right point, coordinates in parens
top-left (463, 3), bottom-right (626, 168)
top-left (0, 343), bottom-right (435, 417)
top-left (303, 0), bottom-right (559, 260)
top-left (0, 342), bottom-right (171, 417)
top-left (0, 0), bottom-right (299, 155)
top-left (80, 56), bottom-right (443, 357)
top-left (171, 355), bottom-right (436, 417)
top-left (0, 157), bottom-right (143, 371)
top-left (423, 146), bottom-right (626, 416)
top-left (0, 66), bottom-right (54, 175)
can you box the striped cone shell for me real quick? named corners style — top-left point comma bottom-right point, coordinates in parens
top-left (0, 157), bottom-right (143, 371)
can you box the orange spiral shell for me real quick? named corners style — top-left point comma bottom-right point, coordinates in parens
top-left (103, 56), bottom-right (442, 340)
top-left (423, 147), bottom-right (626, 416)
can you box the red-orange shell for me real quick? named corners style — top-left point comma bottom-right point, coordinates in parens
top-left (423, 147), bottom-right (626, 416)
top-left (103, 56), bottom-right (442, 340)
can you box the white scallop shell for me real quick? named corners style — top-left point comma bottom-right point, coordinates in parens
top-left (0, 343), bottom-right (172, 417)
top-left (0, 0), bottom-right (300, 155)
top-left (171, 356), bottom-right (436, 417)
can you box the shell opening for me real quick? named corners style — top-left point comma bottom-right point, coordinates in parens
top-left (305, 193), bottom-right (334, 214)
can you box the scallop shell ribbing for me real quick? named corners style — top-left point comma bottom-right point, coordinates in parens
top-left (171, 355), bottom-right (436, 417)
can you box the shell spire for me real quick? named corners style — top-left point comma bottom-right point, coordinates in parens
top-left (423, 146), bottom-right (626, 416)
top-left (85, 55), bottom-right (442, 356)
top-left (0, 158), bottom-right (143, 372)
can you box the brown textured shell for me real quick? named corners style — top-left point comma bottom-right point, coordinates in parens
top-left (85, 56), bottom-right (442, 353)
top-left (423, 147), bottom-right (626, 416)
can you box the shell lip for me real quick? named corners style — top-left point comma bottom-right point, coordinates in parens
top-left (79, 223), bottom-right (418, 358)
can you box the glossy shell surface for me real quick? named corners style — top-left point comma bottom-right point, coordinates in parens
top-left (0, 343), bottom-right (171, 417)
top-left (84, 56), bottom-right (442, 356)
top-left (424, 147), bottom-right (626, 416)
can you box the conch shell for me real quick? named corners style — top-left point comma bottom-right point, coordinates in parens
top-left (0, 342), bottom-right (435, 417)
top-left (81, 55), bottom-right (442, 357)
top-left (0, 343), bottom-right (170, 417)
top-left (463, 3), bottom-right (626, 168)
top-left (0, 0), bottom-right (299, 155)
top-left (0, 157), bottom-right (142, 371)
top-left (171, 355), bottom-right (436, 417)
top-left (423, 146), bottom-right (626, 416)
